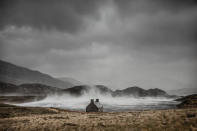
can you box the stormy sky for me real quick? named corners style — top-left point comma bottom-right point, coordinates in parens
top-left (1, 0), bottom-right (197, 90)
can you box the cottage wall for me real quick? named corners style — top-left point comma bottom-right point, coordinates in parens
top-left (86, 103), bottom-right (98, 112)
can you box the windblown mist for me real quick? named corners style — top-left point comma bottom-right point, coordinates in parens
top-left (18, 90), bottom-right (179, 112)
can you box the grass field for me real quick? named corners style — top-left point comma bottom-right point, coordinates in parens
top-left (0, 103), bottom-right (197, 131)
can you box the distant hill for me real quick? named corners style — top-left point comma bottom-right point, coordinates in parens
top-left (146, 88), bottom-right (168, 97)
top-left (0, 82), bottom-right (61, 96)
top-left (62, 85), bottom-right (170, 97)
top-left (0, 60), bottom-right (74, 89)
top-left (167, 87), bottom-right (197, 96)
top-left (113, 86), bottom-right (169, 97)
top-left (0, 81), bottom-right (171, 98)
top-left (113, 86), bottom-right (146, 97)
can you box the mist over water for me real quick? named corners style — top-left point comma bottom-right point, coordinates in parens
top-left (18, 88), bottom-right (179, 112)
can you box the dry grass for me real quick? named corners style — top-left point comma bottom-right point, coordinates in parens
top-left (0, 104), bottom-right (197, 131)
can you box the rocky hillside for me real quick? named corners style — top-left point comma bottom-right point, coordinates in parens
top-left (0, 60), bottom-right (74, 89)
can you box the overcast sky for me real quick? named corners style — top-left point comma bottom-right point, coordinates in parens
top-left (1, 0), bottom-right (197, 90)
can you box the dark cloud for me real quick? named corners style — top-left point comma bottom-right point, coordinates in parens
top-left (105, 0), bottom-right (197, 62)
top-left (114, 0), bottom-right (197, 15)
top-left (0, 0), bottom-right (105, 33)
top-left (1, 0), bottom-right (197, 90)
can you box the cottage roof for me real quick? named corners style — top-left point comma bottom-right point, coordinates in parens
top-left (94, 101), bottom-right (103, 108)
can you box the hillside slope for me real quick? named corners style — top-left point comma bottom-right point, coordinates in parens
top-left (0, 60), bottom-right (73, 89)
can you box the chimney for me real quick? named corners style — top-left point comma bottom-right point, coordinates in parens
top-left (96, 99), bottom-right (99, 102)
top-left (91, 99), bottom-right (94, 103)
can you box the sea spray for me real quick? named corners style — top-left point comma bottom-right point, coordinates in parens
top-left (18, 87), bottom-right (179, 112)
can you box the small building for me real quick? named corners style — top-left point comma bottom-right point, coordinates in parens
top-left (86, 99), bottom-right (103, 112)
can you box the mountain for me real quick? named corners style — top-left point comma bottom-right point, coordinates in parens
top-left (0, 60), bottom-right (73, 89)
top-left (58, 77), bottom-right (83, 86)
top-left (0, 82), bottom-right (61, 96)
top-left (167, 87), bottom-right (197, 96)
